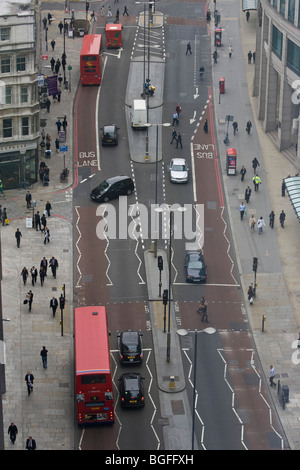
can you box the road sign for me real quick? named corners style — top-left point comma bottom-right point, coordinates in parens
top-left (59, 145), bottom-right (68, 152)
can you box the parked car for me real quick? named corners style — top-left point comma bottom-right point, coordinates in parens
top-left (118, 373), bottom-right (145, 408)
top-left (118, 330), bottom-right (143, 365)
top-left (90, 175), bottom-right (134, 202)
top-left (101, 125), bottom-right (119, 145)
top-left (185, 251), bottom-right (207, 283)
top-left (169, 158), bottom-right (189, 183)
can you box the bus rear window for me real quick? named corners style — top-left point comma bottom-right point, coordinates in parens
top-left (81, 374), bottom-right (106, 385)
top-left (83, 55), bottom-right (97, 62)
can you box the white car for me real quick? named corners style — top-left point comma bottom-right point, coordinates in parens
top-left (169, 158), bottom-right (189, 183)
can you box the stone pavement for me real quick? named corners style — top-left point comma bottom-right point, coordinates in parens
top-left (2, 0), bottom-right (300, 451)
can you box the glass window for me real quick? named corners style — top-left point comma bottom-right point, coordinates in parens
top-left (1, 57), bottom-right (10, 74)
top-left (0, 27), bottom-right (10, 41)
top-left (22, 117), bottom-right (29, 136)
top-left (272, 25), bottom-right (283, 59)
top-left (21, 87), bottom-right (28, 103)
top-left (273, 0), bottom-right (278, 9)
top-left (280, 0), bottom-right (286, 15)
top-left (4, 86), bottom-right (12, 105)
top-left (287, 39), bottom-right (300, 74)
top-left (288, 0), bottom-right (295, 22)
top-left (3, 119), bottom-right (12, 138)
top-left (81, 374), bottom-right (107, 385)
top-left (16, 56), bottom-right (26, 72)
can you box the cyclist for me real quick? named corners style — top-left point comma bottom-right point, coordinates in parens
top-left (199, 66), bottom-right (205, 79)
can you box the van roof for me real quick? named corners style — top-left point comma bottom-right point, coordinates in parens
top-left (106, 175), bottom-right (132, 184)
top-left (133, 99), bottom-right (146, 107)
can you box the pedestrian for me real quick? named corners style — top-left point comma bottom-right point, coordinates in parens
top-left (170, 127), bottom-right (177, 144)
top-left (232, 121), bottom-right (238, 135)
top-left (62, 116), bottom-right (68, 133)
top-left (25, 371), bottom-right (34, 396)
top-left (40, 346), bottom-right (48, 368)
top-left (45, 200), bottom-right (52, 216)
top-left (203, 119), bottom-right (208, 133)
top-left (44, 227), bottom-right (50, 244)
top-left (249, 214), bottom-right (256, 232)
top-left (240, 165), bottom-right (247, 182)
top-left (176, 104), bottom-right (182, 116)
top-left (47, 12), bottom-right (52, 24)
top-left (55, 138), bottom-right (60, 153)
top-left (58, 74), bottom-right (63, 88)
top-left (31, 266), bottom-right (37, 286)
top-left (247, 285), bottom-right (254, 303)
top-left (176, 132), bottom-right (183, 149)
top-left (123, 5), bottom-right (129, 15)
top-left (101, 6), bottom-right (105, 16)
top-left (172, 112), bottom-right (179, 126)
top-left (186, 42), bottom-right (192, 54)
top-left (2, 207), bottom-right (7, 226)
top-left (228, 45), bottom-right (233, 58)
top-left (50, 39), bottom-right (55, 51)
top-left (246, 10), bottom-right (250, 21)
top-left (40, 257), bottom-right (48, 276)
top-left (25, 436), bottom-right (36, 450)
top-left (213, 50), bottom-right (218, 63)
top-left (252, 157), bottom-right (260, 174)
top-left (253, 51), bottom-right (255, 63)
top-left (42, 17), bottom-right (47, 29)
top-left (90, 11), bottom-right (96, 21)
top-left (15, 228), bottom-right (22, 248)
top-left (245, 186), bottom-right (252, 203)
top-left (27, 290), bottom-right (33, 311)
top-left (55, 62), bottom-right (59, 75)
top-left (56, 119), bottom-right (62, 133)
top-left (257, 216), bottom-right (265, 234)
top-left (41, 213), bottom-right (47, 231)
top-left (25, 190), bottom-right (32, 208)
top-left (239, 202), bottom-right (246, 220)
top-left (252, 174), bottom-right (261, 191)
top-left (50, 296), bottom-right (58, 317)
top-left (269, 365), bottom-right (276, 388)
top-left (58, 21), bottom-right (63, 34)
top-left (197, 296), bottom-right (208, 322)
top-left (46, 98), bottom-right (51, 113)
top-left (248, 50), bottom-right (252, 64)
top-left (281, 179), bottom-right (286, 196)
top-left (61, 56), bottom-right (66, 72)
top-left (50, 57), bottom-right (55, 71)
top-left (57, 89), bottom-right (61, 103)
top-left (8, 423), bottom-right (18, 444)
top-left (246, 120), bottom-right (252, 134)
top-left (49, 256), bottom-right (59, 279)
top-left (279, 210), bottom-right (286, 228)
top-left (0, 180), bottom-right (4, 195)
top-left (269, 210), bottom-right (275, 228)
top-left (21, 267), bottom-right (29, 285)
top-left (39, 266), bottom-right (46, 286)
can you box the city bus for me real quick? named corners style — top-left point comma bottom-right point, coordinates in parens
top-left (80, 34), bottom-right (104, 85)
top-left (74, 306), bottom-right (114, 424)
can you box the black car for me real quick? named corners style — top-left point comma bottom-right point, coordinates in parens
top-left (90, 175), bottom-right (134, 203)
top-left (118, 330), bottom-right (143, 365)
top-left (101, 125), bottom-right (119, 145)
top-left (185, 251), bottom-right (207, 283)
top-left (119, 373), bottom-right (145, 408)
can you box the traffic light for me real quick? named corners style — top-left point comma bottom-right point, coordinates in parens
top-left (163, 289), bottom-right (168, 306)
top-left (59, 295), bottom-right (65, 310)
top-left (86, 2), bottom-right (89, 12)
top-left (252, 257), bottom-right (258, 272)
top-left (158, 255), bottom-right (163, 271)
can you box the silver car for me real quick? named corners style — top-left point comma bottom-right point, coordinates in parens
top-left (169, 158), bottom-right (189, 183)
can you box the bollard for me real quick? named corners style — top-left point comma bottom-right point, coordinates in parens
top-left (262, 314), bottom-right (266, 332)
top-left (169, 376), bottom-right (175, 390)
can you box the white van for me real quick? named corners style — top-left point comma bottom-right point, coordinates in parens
top-left (130, 99), bottom-right (147, 129)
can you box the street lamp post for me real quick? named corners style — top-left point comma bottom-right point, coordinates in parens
top-left (177, 327), bottom-right (216, 449)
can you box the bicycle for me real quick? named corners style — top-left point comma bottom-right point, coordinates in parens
top-left (18, 181), bottom-right (33, 190)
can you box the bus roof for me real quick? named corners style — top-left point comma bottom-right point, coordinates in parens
top-left (80, 34), bottom-right (102, 56)
top-left (74, 306), bottom-right (111, 376)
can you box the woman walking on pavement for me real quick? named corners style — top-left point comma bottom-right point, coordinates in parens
top-left (21, 267), bottom-right (29, 285)
top-left (249, 214), bottom-right (256, 232)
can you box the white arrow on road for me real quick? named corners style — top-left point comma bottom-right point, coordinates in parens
top-left (190, 110), bottom-right (197, 124)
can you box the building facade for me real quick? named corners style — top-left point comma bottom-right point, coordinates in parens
top-left (0, 0), bottom-right (40, 189)
top-left (253, 0), bottom-right (300, 164)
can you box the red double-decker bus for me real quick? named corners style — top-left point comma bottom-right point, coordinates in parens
top-left (74, 306), bottom-right (114, 424)
top-left (80, 34), bottom-right (104, 85)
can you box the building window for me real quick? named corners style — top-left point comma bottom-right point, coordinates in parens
top-left (279, 0), bottom-right (286, 15)
top-left (21, 86), bottom-right (28, 103)
top-left (272, 25), bottom-right (283, 59)
top-left (273, 0), bottom-right (278, 9)
top-left (22, 117), bottom-right (29, 136)
top-left (0, 27), bottom-right (10, 41)
top-left (16, 56), bottom-right (26, 72)
top-left (3, 119), bottom-right (12, 138)
top-left (5, 86), bottom-right (12, 104)
top-left (288, 0), bottom-right (295, 22)
top-left (1, 57), bottom-right (10, 74)
top-left (287, 39), bottom-right (300, 74)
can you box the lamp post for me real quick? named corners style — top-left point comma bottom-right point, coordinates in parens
top-left (177, 327), bottom-right (216, 450)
